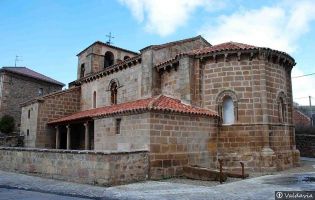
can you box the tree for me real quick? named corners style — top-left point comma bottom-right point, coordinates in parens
top-left (0, 115), bottom-right (15, 134)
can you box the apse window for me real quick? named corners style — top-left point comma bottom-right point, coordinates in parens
top-left (222, 96), bottom-right (235, 124)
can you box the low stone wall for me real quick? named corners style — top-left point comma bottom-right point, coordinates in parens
top-left (0, 136), bottom-right (23, 147)
top-left (296, 134), bottom-right (315, 158)
top-left (0, 147), bottom-right (149, 186)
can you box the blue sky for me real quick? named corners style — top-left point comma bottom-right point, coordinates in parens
top-left (0, 0), bottom-right (314, 105)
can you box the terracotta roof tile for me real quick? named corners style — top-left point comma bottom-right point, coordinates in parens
top-left (189, 41), bottom-right (256, 56)
top-left (1, 67), bottom-right (64, 86)
top-left (48, 95), bottom-right (218, 124)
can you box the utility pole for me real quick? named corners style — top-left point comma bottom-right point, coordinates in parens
top-left (106, 32), bottom-right (115, 45)
top-left (309, 96), bottom-right (313, 126)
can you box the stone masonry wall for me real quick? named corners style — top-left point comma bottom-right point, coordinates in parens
top-left (199, 54), bottom-right (298, 173)
top-left (20, 87), bottom-right (81, 148)
top-left (0, 72), bottom-right (62, 130)
top-left (149, 112), bottom-right (218, 179)
top-left (81, 64), bottom-right (142, 110)
top-left (21, 103), bottom-right (39, 147)
top-left (0, 147), bottom-right (149, 186)
top-left (94, 113), bottom-right (150, 151)
top-left (296, 134), bottom-right (315, 158)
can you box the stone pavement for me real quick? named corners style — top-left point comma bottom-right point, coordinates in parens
top-left (0, 158), bottom-right (314, 200)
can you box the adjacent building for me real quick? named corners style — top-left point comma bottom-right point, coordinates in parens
top-left (20, 36), bottom-right (300, 179)
top-left (0, 67), bottom-right (64, 131)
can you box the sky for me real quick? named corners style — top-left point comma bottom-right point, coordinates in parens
top-left (0, 0), bottom-right (314, 105)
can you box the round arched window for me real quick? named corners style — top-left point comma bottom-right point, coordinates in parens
top-left (104, 51), bottom-right (114, 68)
top-left (222, 96), bottom-right (235, 124)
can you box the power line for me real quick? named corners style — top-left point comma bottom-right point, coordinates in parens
top-left (292, 72), bottom-right (315, 79)
top-left (294, 96), bottom-right (310, 100)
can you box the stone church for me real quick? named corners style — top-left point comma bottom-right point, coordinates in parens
top-left (20, 35), bottom-right (300, 179)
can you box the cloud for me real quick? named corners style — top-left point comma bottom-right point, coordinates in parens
top-left (292, 68), bottom-right (315, 105)
top-left (118, 0), bottom-right (215, 36)
top-left (199, 0), bottom-right (315, 53)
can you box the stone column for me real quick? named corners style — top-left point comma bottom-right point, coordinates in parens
top-left (84, 122), bottom-right (89, 150)
top-left (66, 125), bottom-right (71, 150)
top-left (55, 126), bottom-right (60, 149)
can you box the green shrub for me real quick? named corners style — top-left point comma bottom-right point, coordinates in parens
top-left (0, 115), bottom-right (15, 134)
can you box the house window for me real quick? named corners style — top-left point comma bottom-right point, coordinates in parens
top-left (110, 82), bottom-right (118, 104)
top-left (222, 96), bottom-right (235, 124)
top-left (28, 109), bottom-right (30, 119)
top-left (38, 88), bottom-right (43, 96)
top-left (27, 129), bottom-right (29, 136)
top-left (104, 51), bottom-right (114, 68)
top-left (116, 118), bottom-right (121, 134)
top-left (80, 63), bottom-right (85, 78)
top-left (93, 91), bottom-right (96, 108)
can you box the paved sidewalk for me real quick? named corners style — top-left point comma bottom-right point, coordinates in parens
top-left (0, 158), bottom-right (314, 200)
top-left (0, 170), bottom-right (315, 200)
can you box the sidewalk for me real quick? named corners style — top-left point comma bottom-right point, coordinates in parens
top-left (0, 158), bottom-right (314, 200)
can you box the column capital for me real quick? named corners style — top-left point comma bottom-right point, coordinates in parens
top-left (66, 125), bottom-right (70, 129)
top-left (55, 126), bottom-right (59, 130)
top-left (84, 122), bottom-right (89, 127)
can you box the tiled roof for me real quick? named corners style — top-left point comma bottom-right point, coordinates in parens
top-left (48, 95), bottom-right (218, 125)
top-left (1, 67), bottom-right (64, 86)
top-left (155, 41), bottom-right (295, 68)
top-left (140, 35), bottom-right (211, 52)
top-left (293, 109), bottom-right (311, 126)
top-left (189, 41), bottom-right (256, 56)
top-left (76, 41), bottom-right (139, 56)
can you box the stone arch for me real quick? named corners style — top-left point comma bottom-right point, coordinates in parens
top-left (276, 91), bottom-right (287, 123)
top-left (108, 79), bottom-right (119, 105)
top-left (107, 79), bottom-right (121, 91)
top-left (104, 51), bottom-right (114, 68)
top-left (123, 55), bottom-right (130, 60)
top-left (216, 90), bottom-right (239, 124)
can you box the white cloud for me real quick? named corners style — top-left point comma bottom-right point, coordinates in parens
top-left (118, 0), bottom-right (216, 36)
top-left (292, 68), bottom-right (315, 105)
top-left (199, 0), bottom-right (315, 53)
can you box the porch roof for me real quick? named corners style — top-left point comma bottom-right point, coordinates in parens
top-left (48, 95), bottom-right (218, 125)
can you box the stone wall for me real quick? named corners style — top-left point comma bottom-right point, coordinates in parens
top-left (194, 53), bottom-right (299, 173)
top-left (0, 147), bottom-right (149, 186)
top-left (21, 103), bottom-right (39, 147)
top-left (0, 71), bottom-right (62, 130)
top-left (81, 64), bottom-right (142, 110)
top-left (94, 113), bottom-right (150, 151)
top-left (0, 136), bottom-right (23, 147)
top-left (149, 112), bottom-right (218, 179)
top-left (93, 111), bottom-right (218, 180)
top-left (296, 134), bottom-right (315, 158)
top-left (20, 87), bottom-right (81, 148)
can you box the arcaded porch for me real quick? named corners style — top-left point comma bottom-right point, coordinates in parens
top-left (54, 121), bottom-right (94, 150)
